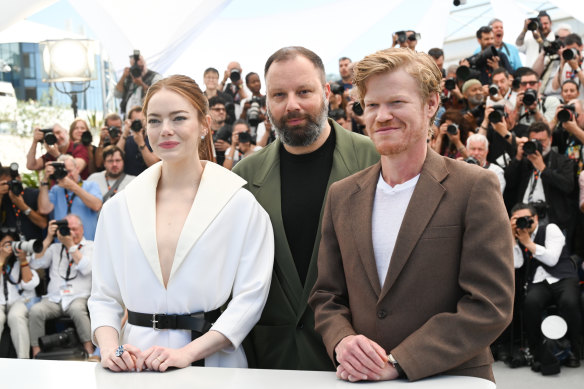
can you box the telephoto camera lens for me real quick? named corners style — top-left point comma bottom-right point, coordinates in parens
top-left (557, 105), bottom-right (576, 123)
top-left (446, 124), bottom-right (459, 135)
top-left (41, 129), bottom-right (57, 145)
top-left (523, 89), bottom-right (537, 106)
top-left (352, 101), bottom-right (364, 116)
top-left (108, 127), bottom-right (121, 139)
top-left (81, 131), bottom-right (92, 146)
top-left (523, 139), bottom-right (542, 155)
top-left (230, 69), bottom-right (241, 83)
top-left (527, 18), bottom-right (539, 31)
top-left (55, 219), bottom-right (71, 236)
top-left (131, 119), bottom-right (143, 132)
top-left (11, 239), bottom-right (43, 254)
top-left (444, 78), bottom-right (456, 91)
top-left (465, 156), bottom-right (479, 165)
top-left (562, 48), bottom-right (578, 61)
top-left (489, 84), bottom-right (499, 96)
top-left (488, 106), bottom-right (506, 124)
top-left (515, 216), bottom-right (533, 229)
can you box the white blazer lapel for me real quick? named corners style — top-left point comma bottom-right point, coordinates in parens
top-left (170, 162), bottom-right (246, 279)
top-left (124, 162), bottom-right (164, 286)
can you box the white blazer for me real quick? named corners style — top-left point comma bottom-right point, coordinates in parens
top-left (88, 161), bottom-right (274, 367)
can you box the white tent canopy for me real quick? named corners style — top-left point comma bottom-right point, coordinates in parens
top-left (1, 0), bottom-right (583, 86)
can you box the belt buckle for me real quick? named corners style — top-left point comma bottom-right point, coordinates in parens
top-left (152, 313), bottom-right (164, 330)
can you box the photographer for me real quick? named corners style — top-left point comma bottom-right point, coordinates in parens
top-left (391, 30), bottom-right (418, 50)
top-left (26, 124), bottom-right (88, 179)
top-left (223, 120), bottom-right (262, 171)
top-left (336, 57), bottom-right (353, 95)
top-left (551, 34), bottom-right (584, 99)
top-left (466, 134), bottom-right (506, 192)
top-left (239, 72), bottom-right (266, 135)
top-left (256, 116), bottom-right (276, 147)
top-left (209, 96), bottom-right (232, 165)
top-left (219, 61), bottom-right (249, 110)
top-left (87, 146), bottom-right (135, 202)
top-left (29, 216), bottom-right (94, 358)
top-left (461, 79), bottom-right (486, 128)
top-left (550, 82), bottom-right (584, 164)
top-left (94, 113), bottom-right (123, 171)
top-left (462, 26), bottom-right (512, 85)
top-left (67, 118), bottom-right (92, 179)
top-left (478, 103), bottom-right (517, 168)
top-left (488, 19), bottom-right (522, 70)
top-left (432, 109), bottom-right (471, 160)
top-left (505, 122), bottom-right (575, 237)
top-left (116, 106), bottom-right (160, 176)
top-left (532, 25), bottom-right (572, 98)
top-left (114, 51), bottom-right (162, 116)
top-left (38, 155), bottom-right (102, 241)
top-left (0, 229), bottom-right (40, 359)
top-left (516, 11), bottom-right (554, 67)
top-left (202, 67), bottom-right (232, 102)
top-left (510, 202), bottom-right (581, 371)
top-left (510, 69), bottom-right (561, 133)
top-left (487, 68), bottom-right (517, 110)
top-left (0, 165), bottom-right (47, 240)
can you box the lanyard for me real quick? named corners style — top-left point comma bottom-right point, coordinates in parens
top-left (58, 244), bottom-right (82, 281)
top-left (527, 169), bottom-right (540, 203)
top-left (105, 177), bottom-right (118, 195)
top-left (64, 190), bottom-right (76, 214)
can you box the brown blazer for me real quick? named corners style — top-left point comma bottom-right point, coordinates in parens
top-left (309, 148), bottom-right (514, 382)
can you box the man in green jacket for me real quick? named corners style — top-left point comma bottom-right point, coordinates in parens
top-left (233, 46), bottom-right (379, 370)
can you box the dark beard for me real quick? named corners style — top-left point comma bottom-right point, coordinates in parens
top-left (267, 99), bottom-right (328, 147)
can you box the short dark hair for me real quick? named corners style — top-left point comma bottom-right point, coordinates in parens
top-left (127, 106), bottom-right (143, 120)
top-left (428, 48), bottom-right (444, 60)
top-left (0, 166), bottom-right (11, 178)
top-left (245, 72), bottom-right (258, 85)
top-left (204, 67), bottom-right (219, 77)
top-left (265, 46), bottom-right (326, 84)
top-left (232, 119), bottom-right (250, 131)
top-left (492, 68), bottom-right (510, 78)
top-left (208, 96), bottom-right (226, 108)
top-left (104, 113), bottom-right (121, 126)
top-left (564, 33), bottom-right (582, 47)
top-left (562, 79), bottom-right (579, 90)
top-left (102, 145), bottom-right (125, 161)
top-left (528, 121), bottom-right (551, 137)
top-left (519, 68), bottom-right (539, 82)
top-left (476, 26), bottom-right (492, 39)
top-left (538, 10), bottom-right (551, 23)
top-left (339, 56), bottom-right (351, 63)
top-left (511, 202), bottom-right (537, 217)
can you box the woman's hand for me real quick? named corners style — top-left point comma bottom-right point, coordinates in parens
top-left (137, 345), bottom-right (196, 372)
top-left (100, 343), bottom-right (141, 372)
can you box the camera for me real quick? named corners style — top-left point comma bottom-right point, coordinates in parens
top-left (395, 31), bottom-right (407, 43)
top-left (81, 131), bottom-right (92, 146)
top-left (247, 96), bottom-right (265, 127)
top-left (465, 156), bottom-right (480, 165)
top-left (6, 162), bottom-right (23, 196)
top-left (130, 119), bottom-right (143, 132)
top-left (542, 40), bottom-right (563, 56)
top-left (527, 17), bottom-right (539, 31)
top-left (39, 128), bottom-right (57, 146)
top-left (229, 68), bottom-right (241, 83)
top-left (54, 219), bottom-right (70, 236)
top-left (466, 46), bottom-right (498, 69)
top-left (225, 102), bottom-right (236, 125)
top-left (38, 328), bottom-right (78, 351)
top-left (488, 84), bottom-right (499, 96)
top-left (508, 347), bottom-right (534, 368)
top-left (352, 101), bottom-right (364, 116)
top-left (330, 83), bottom-right (344, 95)
top-left (522, 88), bottom-right (538, 106)
top-left (446, 123), bottom-right (459, 135)
top-left (11, 239), bottom-right (43, 254)
top-left (455, 66), bottom-right (481, 82)
top-left (108, 126), bottom-right (121, 139)
top-left (237, 132), bottom-right (252, 144)
top-left (488, 105), bottom-right (507, 124)
top-left (562, 48), bottom-right (578, 61)
top-left (523, 139), bottom-right (543, 155)
top-left (469, 103), bottom-right (485, 118)
top-left (516, 216), bottom-right (534, 229)
top-left (130, 50), bottom-right (142, 78)
top-left (48, 162), bottom-right (68, 181)
top-left (557, 104), bottom-right (577, 123)
top-left (444, 78), bottom-right (456, 91)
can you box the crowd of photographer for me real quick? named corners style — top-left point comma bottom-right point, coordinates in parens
top-left (0, 18), bottom-right (583, 380)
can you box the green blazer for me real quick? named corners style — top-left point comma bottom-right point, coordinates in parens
top-left (233, 120), bottom-right (379, 370)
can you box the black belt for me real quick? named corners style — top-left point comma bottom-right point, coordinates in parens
top-left (127, 308), bottom-right (221, 366)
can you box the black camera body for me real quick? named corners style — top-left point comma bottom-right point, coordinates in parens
top-left (81, 131), bottom-right (92, 146)
top-left (395, 30), bottom-right (407, 43)
top-left (108, 126), bottom-right (121, 139)
top-left (38, 327), bottom-right (79, 351)
top-left (543, 40), bottom-right (563, 56)
top-left (527, 17), bottom-right (540, 31)
top-left (444, 78), bottom-right (456, 91)
top-left (488, 105), bottom-right (507, 124)
top-left (131, 119), bottom-right (143, 132)
top-left (465, 156), bottom-right (480, 165)
top-left (130, 50), bottom-right (142, 78)
top-left (54, 219), bottom-right (71, 236)
top-left (330, 83), bottom-right (344, 95)
top-left (237, 131), bottom-right (252, 144)
top-left (558, 104), bottom-right (577, 123)
top-left (516, 216), bottom-right (534, 229)
top-left (49, 162), bottom-right (68, 181)
top-left (523, 88), bottom-right (538, 106)
top-left (39, 128), bottom-right (57, 145)
top-left (229, 68), bottom-right (241, 83)
top-left (523, 139), bottom-right (543, 155)
top-left (467, 46), bottom-right (498, 69)
top-left (469, 103), bottom-right (485, 118)
top-left (446, 123), bottom-right (459, 135)
top-left (455, 65), bottom-right (481, 82)
top-left (6, 162), bottom-right (23, 196)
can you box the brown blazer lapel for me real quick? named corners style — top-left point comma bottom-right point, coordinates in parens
top-left (350, 162), bottom-right (383, 297)
top-left (380, 149), bottom-right (448, 300)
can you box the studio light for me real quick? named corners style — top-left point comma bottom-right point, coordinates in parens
top-left (40, 39), bottom-right (96, 82)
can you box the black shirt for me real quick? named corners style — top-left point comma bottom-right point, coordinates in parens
top-left (280, 128), bottom-right (336, 285)
top-left (0, 188), bottom-right (44, 240)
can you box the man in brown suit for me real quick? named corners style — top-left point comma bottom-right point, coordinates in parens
top-left (309, 48), bottom-right (514, 383)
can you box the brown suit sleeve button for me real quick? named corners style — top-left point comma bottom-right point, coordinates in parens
top-left (377, 310), bottom-right (387, 319)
